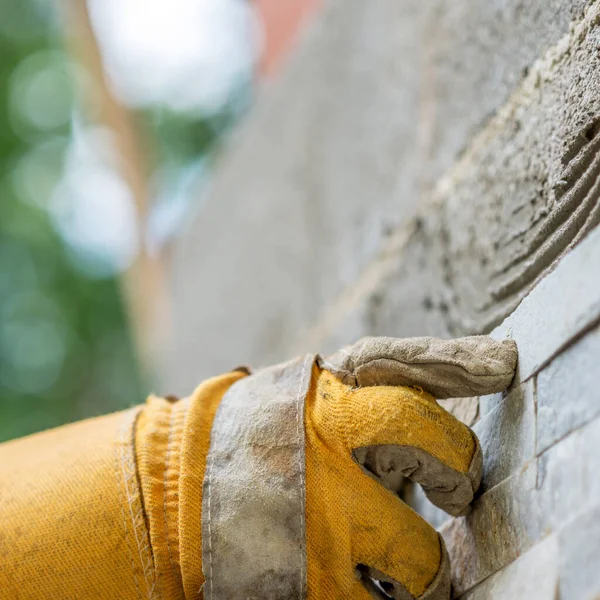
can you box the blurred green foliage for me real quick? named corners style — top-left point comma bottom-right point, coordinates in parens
top-left (0, 0), bottom-right (144, 442)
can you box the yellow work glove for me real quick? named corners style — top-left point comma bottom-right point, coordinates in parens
top-left (0, 336), bottom-right (516, 600)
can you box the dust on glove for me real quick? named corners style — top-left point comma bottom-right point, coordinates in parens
top-left (0, 336), bottom-right (517, 600)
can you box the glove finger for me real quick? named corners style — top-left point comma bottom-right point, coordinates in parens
top-left (350, 480), bottom-right (450, 600)
top-left (318, 335), bottom-right (517, 399)
top-left (312, 369), bottom-right (482, 515)
top-left (353, 438), bottom-right (482, 518)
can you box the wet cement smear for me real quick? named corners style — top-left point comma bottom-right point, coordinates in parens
top-left (442, 117), bottom-right (600, 335)
top-left (489, 120), bottom-right (600, 304)
top-left (437, 57), bottom-right (600, 338)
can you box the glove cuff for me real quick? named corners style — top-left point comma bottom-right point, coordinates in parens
top-left (201, 355), bottom-right (315, 600)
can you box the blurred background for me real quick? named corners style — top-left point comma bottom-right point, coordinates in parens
top-left (0, 0), bottom-right (319, 441)
top-left (2, 2), bottom-right (598, 595)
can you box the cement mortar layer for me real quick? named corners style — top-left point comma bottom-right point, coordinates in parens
top-left (164, 0), bottom-right (431, 390)
top-left (424, 0), bottom-right (589, 184)
top-left (438, 16), bottom-right (600, 335)
top-left (164, 0), bottom-right (593, 390)
top-left (295, 0), bottom-right (600, 355)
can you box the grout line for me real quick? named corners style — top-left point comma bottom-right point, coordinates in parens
top-left (451, 499), bottom-right (600, 598)
top-left (521, 312), bottom-right (600, 385)
top-left (536, 409), bottom-right (600, 457)
top-left (532, 375), bottom-right (539, 458)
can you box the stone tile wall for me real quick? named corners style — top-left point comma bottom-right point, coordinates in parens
top-left (165, 0), bottom-right (600, 596)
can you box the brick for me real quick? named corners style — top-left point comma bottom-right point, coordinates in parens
top-left (537, 323), bottom-right (600, 453)
top-left (459, 535), bottom-right (559, 600)
top-left (474, 380), bottom-right (535, 492)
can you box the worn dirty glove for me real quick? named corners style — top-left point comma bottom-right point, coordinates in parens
top-left (0, 336), bottom-right (516, 600)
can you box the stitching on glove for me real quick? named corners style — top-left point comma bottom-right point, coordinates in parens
top-left (162, 405), bottom-right (179, 584)
top-left (353, 356), bottom-right (516, 379)
top-left (206, 418), bottom-right (217, 599)
top-left (295, 359), bottom-right (311, 599)
top-left (114, 411), bottom-right (144, 600)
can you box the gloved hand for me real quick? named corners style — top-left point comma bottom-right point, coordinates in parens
top-left (0, 336), bottom-right (517, 600)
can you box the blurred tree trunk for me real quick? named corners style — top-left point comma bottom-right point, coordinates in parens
top-left (60, 0), bottom-right (171, 380)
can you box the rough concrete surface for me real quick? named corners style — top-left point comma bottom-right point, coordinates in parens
top-left (164, 0), bottom-right (431, 391)
top-left (324, 4), bottom-right (600, 351)
top-left (425, 0), bottom-right (589, 185)
top-left (163, 0), bottom-right (596, 392)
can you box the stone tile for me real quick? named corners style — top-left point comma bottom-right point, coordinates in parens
top-left (478, 392), bottom-right (503, 418)
top-left (474, 380), bottom-right (536, 492)
top-left (537, 324), bottom-right (600, 454)
top-left (491, 225), bottom-right (600, 382)
top-left (440, 461), bottom-right (544, 596)
top-left (439, 397), bottom-right (480, 427)
top-left (403, 383), bottom-right (532, 530)
top-left (408, 380), bottom-right (534, 530)
top-left (454, 503), bottom-right (600, 600)
top-left (403, 395), bottom-right (490, 530)
top-left (536, 417), bottom-right (600, 532)
top-left (559, 504), bottom-right (600, 600)
top-left (442, 415), bottom-right (600, 595)
top-left (459, 535), bottom-right (559, 600)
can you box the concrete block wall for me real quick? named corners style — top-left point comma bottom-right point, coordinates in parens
top-left (164, 0), bottom-right (600, 596)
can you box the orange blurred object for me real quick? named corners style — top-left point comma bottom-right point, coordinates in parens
top-left (254, 0), bottom-right (322, 77)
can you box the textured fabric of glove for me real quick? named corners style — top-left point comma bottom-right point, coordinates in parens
top-left (0, 370), bottom-right (245, 600)
top-left (0, 335), bottom-right (517, 600)
top-left (305, 367), bottom-right (479, 599)
top-left (200, 335), bottom-right (515, 599)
